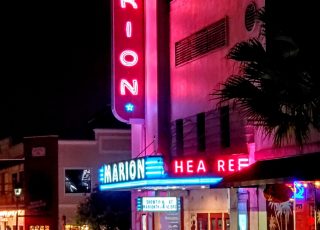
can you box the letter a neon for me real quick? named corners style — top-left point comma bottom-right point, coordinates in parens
top-left (197, 160), bottom-right (207, 173)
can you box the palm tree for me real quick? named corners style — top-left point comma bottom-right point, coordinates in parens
top-left (280, 202), bottom-right (292, 230)
top-left (269, 215), bottom-right (278, 230)
top-left (212, 7), bottom-right (320, 147)
top-left (268, 201), bottom-right (292, 230)
top-left (76, 186), bottom-right (131, 230)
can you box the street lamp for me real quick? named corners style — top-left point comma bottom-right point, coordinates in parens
top-left (14, 184), bottom-right (22, 230)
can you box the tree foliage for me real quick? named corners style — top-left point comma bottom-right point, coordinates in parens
top-left (212, 7), bottom-right (320, 147)
top-left (76, 187), bottom-right (131, 230)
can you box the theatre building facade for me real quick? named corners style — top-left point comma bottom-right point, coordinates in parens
top-left (110, 0), bottom-right (263, 229)
top-left (109, 0), bottom-right (320, 229)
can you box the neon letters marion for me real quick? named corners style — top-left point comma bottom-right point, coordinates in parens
top-left (99, 156), bottom-right (165, 185)
top-left (100, 158), bottom-right (145, 184)
top-left (112, 0), bottom-right (145, 123)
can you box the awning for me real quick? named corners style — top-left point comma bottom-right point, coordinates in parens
top-left (211, 152), bottom-right (320, 188)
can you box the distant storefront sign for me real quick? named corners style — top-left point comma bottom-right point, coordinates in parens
top-left (31, 146), bottom-right (46, 157)
top-left (137, 197), bottom-right (181, 212)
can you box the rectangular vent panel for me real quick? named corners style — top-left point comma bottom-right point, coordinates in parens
top-left (175, 17), bottom-right (228, 66)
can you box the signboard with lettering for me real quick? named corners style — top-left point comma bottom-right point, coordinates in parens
top-left (170, 154), bottom-right (250, 177)
top-left (99, 156), bottom-right (165, 190)
top-left (111, 0), bottom-right (145, 123)
top-left (162, 211), bottom-right (181, 230)
top-left (98, 156), bottom-right (223, 190)
top-left (137, 197), bottom-right (181, 212)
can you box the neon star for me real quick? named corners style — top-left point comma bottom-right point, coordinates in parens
top-left (125, 103), bottom-right (134, 112)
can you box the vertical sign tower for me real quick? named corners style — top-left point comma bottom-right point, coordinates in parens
top-left (112, 0), bottom-right (145, 123)
top-left (24, 136), bottom-right (59, 230)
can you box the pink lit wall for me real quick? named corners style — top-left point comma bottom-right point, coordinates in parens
top-left (144, 0), bottom-right (159, 155)
top-left (129, 0), bottom-right (159, 159)
top-left (58, 129), bottom-right (131, 224)
top-left (170, 0), bottom-right (264, 121)
top-left (130, 1), bottom-right (159, 230)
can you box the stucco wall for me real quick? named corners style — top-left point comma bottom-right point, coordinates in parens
top-left (254, 127), bottom-right (320, 160)
top-left (170, 0), bottom-right (264, 120)
top-left (58, 129), bottom-right (131, 225)
top-left (183, 189), bottom-right (230, 229)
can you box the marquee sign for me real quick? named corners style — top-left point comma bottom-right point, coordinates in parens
top-left (98, 156), bottom-right (223, 190)
top-left (137, 197), bottom-right (181, 212)
top-left (111, 0), bottom-right (145, 123)
top-left (99, 156), bottom-right (165, 190)
top-left (170, 154), bottom-right (250, 177)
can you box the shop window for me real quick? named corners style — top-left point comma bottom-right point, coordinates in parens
top-left (4, 172), bottom-right (9, 195)
top-left (12, 173), bottom-right (18, 188)
top-left (211, 213), bottom-right (230, 230)
top-left (176, 119), bottom-right (184, 156)
top-left (238, 190), bottom-right (249, 230)
top-left (197, 113), bottom-right (206, 152)
top-left (19, 171), bottom-right (24, 186)
top-left (65, 169), bottom-right (91, 194)
top-left (0, 173), bottom-right (4, 195)
top-left (220, 106), bottom-right (230, 148)
top-left (225, 216), bottom-right (230, 230)
top-left (197, 213), bottom-right (208, 230)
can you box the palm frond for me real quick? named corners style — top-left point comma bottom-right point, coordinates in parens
top-left (212, 75), bottom-right (260, 103)
top-left (311, 101), bottom-right (320, 130)
top-left (227, 38), bottom-right (266, 62)
top-left (256, 7), bottom-right (266, 36)
top-left (256, 7), bottom-right (266, 24)
top-left (212, 6), bottom-right (319, 147)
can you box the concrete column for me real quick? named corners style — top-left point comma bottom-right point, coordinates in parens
top-left (229, 188), bottom-right (238, 230)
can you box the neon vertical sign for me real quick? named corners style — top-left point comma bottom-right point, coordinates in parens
top-left (112, 0), bottom-right (145, 123)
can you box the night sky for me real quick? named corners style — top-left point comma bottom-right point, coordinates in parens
top-left (2, 0), bottom-right (128, 143)
top-left (2, 0), bottom-right (317, 144)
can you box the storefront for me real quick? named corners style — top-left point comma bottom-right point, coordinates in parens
top-left (214, 152), bottom-right (320, 230)
top-left (0, 209), bottom-right (24, 230)
top-left (99, 154), bottom-right (250, 229)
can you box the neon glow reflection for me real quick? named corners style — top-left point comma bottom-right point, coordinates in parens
top-left (99, 177), bottom-right (222, 190)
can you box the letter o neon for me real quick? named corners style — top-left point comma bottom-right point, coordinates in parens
top-left (120, 50), bottom-right (138, 67)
